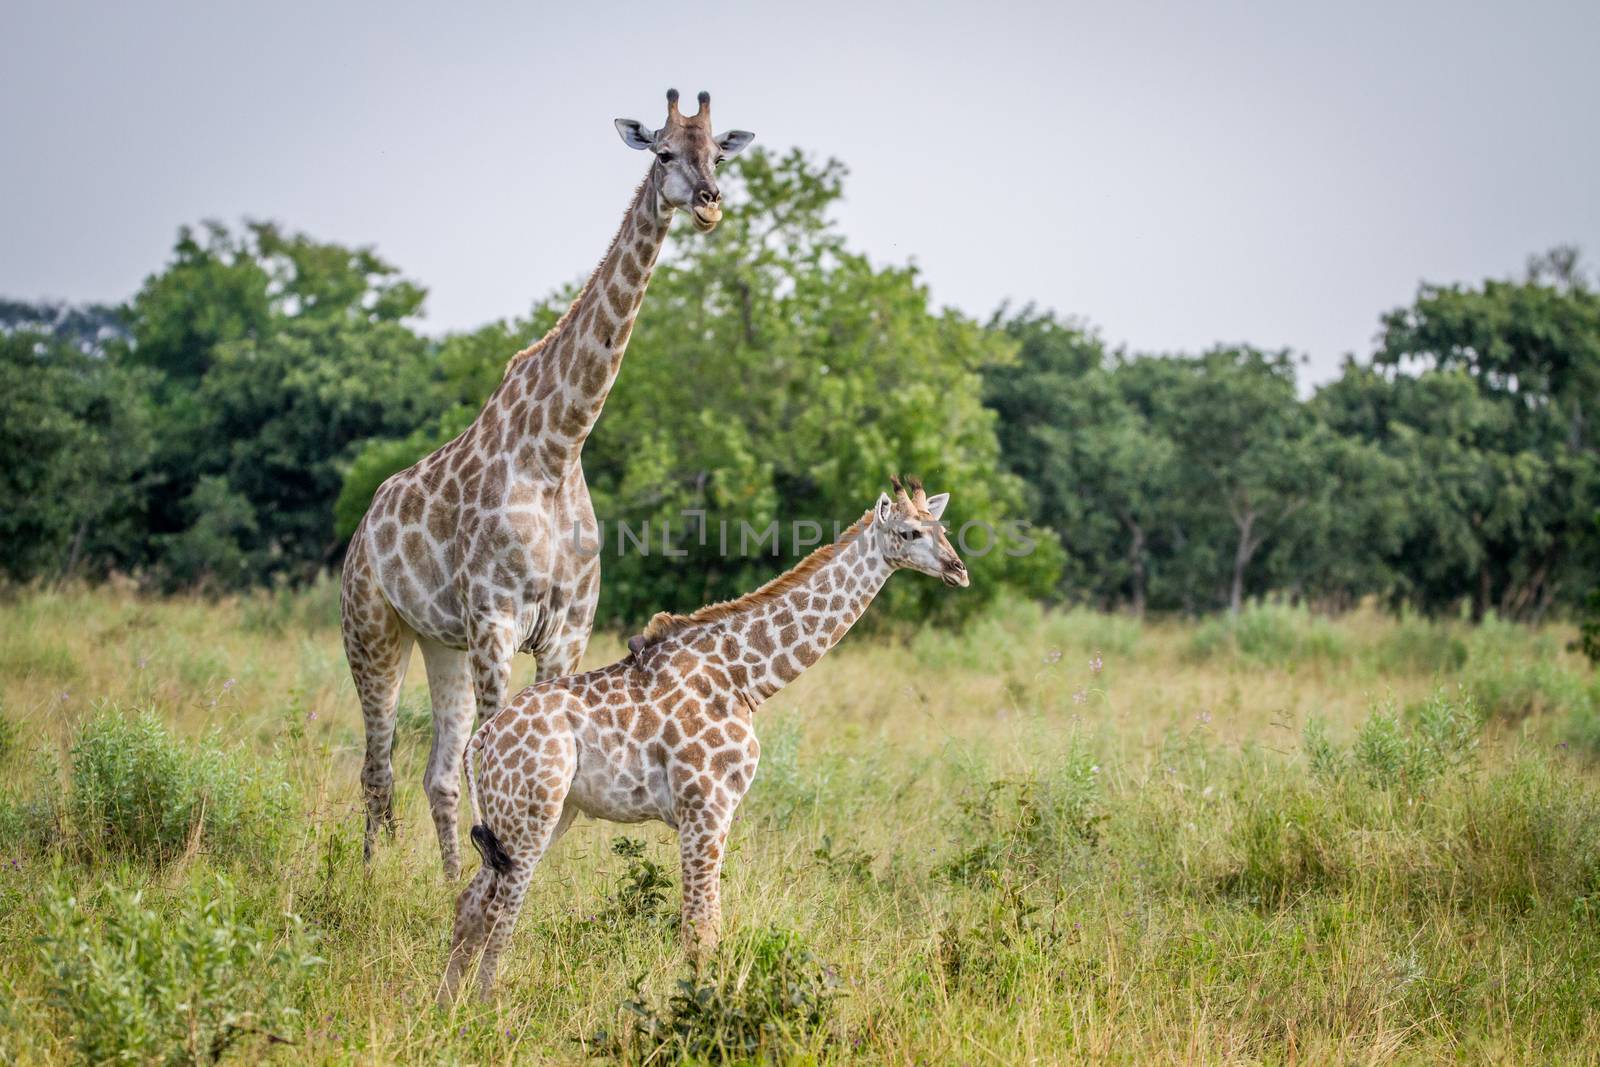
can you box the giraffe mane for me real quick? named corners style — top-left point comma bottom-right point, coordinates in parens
top-left (503, 174), bottom-right (656, 378)
top-left (631, 511), bottom-right (876, 651)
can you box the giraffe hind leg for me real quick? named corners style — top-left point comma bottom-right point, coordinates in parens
top-left (440, 801), bottom-right (577, 1004)
top-left (465, 737), bottom-right (579, 1002)
top-left (440, 865), bottom-right (497, 1005)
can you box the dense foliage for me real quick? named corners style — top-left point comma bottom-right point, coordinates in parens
top-left (2, 156), bottom-right (1595, 624)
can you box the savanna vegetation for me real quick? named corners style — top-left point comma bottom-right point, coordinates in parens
top-left (4, 143), bottom-right (1600, 1063)
top-left (2, 588), bottom-right (1599, 1062)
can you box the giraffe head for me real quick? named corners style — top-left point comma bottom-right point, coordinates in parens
top-left (615, 89), bottom-right (755, 233)
top-left (875, 476), bottom-right (969, 588)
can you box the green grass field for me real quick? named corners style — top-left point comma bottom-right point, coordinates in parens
top-left (3, 584), bottom-right (1599, 1064)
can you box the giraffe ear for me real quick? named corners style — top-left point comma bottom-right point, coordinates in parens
top-left (874, 492), bottom-right (894, 523)
top-left (715, 130), bottom-right (755, 158)
top-left (924, 493), bottom-right (950, 520)
top-left (614, 119), bottom-right (656, 150)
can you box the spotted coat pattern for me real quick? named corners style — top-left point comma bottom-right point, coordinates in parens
top-left (441, 481), bottom-right (969, 1001)
top-left (340, 93), bottom-right (746, 879)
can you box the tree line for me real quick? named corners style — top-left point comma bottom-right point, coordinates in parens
top-left (3, 150), bottom-right (1595, 627)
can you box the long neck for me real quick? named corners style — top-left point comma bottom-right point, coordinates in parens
top-left (721, 517), bottom-right (893, 703)
top-left (488, 168), bottom-right (673, 478)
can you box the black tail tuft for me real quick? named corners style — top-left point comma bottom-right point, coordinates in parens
top-left (470, 824), bottom-right (513, 875)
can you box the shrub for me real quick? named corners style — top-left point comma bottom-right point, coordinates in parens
top-left (1219, 782), bottom-right (1341, 907)
top-left (0, 754), bottom-right (62, 855)
top-left (1373, 615), bottom-right (1469, 675)
top-left (1466, 657), bottom-right (1593, 723)
top-left (67, 708), bottom-right (293, 864)
top-left (935, 872), bottom-right (1069, 1001)
top-left (1305, 690), bottom-right (1479, 790)
top-left (38, 875), bottom-right (322, 1065)
top-left (238, 574), bottom-right (340, 636)
top-left (907, 599), bottom-right (1140, 679)
top-left (0, 634), bottom-right (80, 684)
top-left (600, 837), bottom-right (675, 927)
top-left (1564, 699), bottom-right (1600, 757)
top-left (592, 928), bottom-right (840, 1063)
top-left (939, 744), bottom-right (1102, 884)
top-left (811, 833), bottom-right (875, 883)
top-left (1185, 604), bottom-right (1349, 669)
top-left (1452, 758), bottom-right (1600, 910)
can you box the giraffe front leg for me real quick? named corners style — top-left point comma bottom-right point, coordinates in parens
top-left (468, 616), bottom-right (519, 728)
top-left (342, 547), bottom-right (412, 865)
top-left (533, 633), bottom-right (585, 684)
top-left (677, 807), bottom-right (735, 963)
top-left (419, 639), bottom-right (475, 879)
top-left (535, 585), bottom-right (596, 683)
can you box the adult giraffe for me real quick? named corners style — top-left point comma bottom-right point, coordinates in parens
top-left (342, 90), bottom-right (754, 878)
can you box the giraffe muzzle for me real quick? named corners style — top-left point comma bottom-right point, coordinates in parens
top-left (943, 561), bottom-right (970, 588)
top-left (690, 203), bottom-right (723, 232)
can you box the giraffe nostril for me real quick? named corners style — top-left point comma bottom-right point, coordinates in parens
top-left (697, 188), bottom-right (718, 206)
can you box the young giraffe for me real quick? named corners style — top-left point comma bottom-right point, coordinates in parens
top-left (341, 90), bottom-right (755, 878)
top-left (440, 477), bottom-right (969, 1002)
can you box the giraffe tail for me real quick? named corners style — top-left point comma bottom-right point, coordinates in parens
top-left (465, 729), bottom-right (513, 875)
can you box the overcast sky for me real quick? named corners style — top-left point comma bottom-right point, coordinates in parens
top-left (4, 0), bottom-right (1596, 383)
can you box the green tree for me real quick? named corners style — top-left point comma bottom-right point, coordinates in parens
top-left (984, 309), bottom-right (1174, 614)
top-left (0, 329), bottom-right (154, 582)
top-left (116, 222), bottom-right (435, 587)
top-left (1124, 349), bottom-right (1327, 616)
top-left (1369, 249), bottom-right (1600, 619)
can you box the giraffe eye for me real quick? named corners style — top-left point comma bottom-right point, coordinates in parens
top-left (657, 151), bottom-right (675, 164)
top-left (715, 154), bottom-right (726, 165)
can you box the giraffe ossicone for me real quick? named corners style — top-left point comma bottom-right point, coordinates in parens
top-left (340, 90), bottom-right (754, 879)
top-left (439, 477), bottom-right (968, 1003)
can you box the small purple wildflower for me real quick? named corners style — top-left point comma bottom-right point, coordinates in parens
top-left (1072, 688), bottom-right (1088, 705)
top-left (1044, 649), bottom-right (1063, 665)
top-left (1089, 650), bottom-right (1103, 674)
top-left (222, 677), bottom-right (236, 692)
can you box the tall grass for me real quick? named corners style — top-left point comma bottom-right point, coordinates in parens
top-left (0, 587), bottom-right (1596, 1062)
